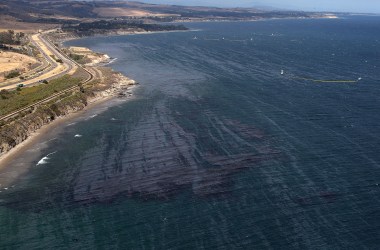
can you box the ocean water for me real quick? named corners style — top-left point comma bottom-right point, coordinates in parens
top-left (1, 16), bottom-right (380, 249)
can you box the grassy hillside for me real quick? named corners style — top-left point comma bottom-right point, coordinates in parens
top-left (0, 75), bottom-right (81, 116)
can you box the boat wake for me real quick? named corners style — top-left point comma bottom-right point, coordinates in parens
top-left (103, 57), bottom-right (118, 66)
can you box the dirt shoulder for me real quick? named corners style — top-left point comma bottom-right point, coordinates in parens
top-left (65, 46), bottom-right (111, 66)
top-left (0, 51), bottom-right (39, 81)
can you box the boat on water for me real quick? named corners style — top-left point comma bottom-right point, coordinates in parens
top-left (281, 70), bottom-right (284, 75)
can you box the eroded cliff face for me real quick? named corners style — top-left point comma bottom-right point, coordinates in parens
top-left (0, 74), bottom-right (136, 155)
top-left (0, 93), bottom-right (88, 154)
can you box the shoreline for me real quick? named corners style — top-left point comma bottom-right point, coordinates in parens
top-left (56, 15), bottom-right (339, 45)
top-left (59, 15), bottom-right (339, 41)
top-left (0, 27), bottom-right (182, 169)
top-left (0, 27), bottom-right (140, 168)
top-left (0, 15), bottom-right (340, 170)
top-left (57, 29), bottom-right (194, 46)
top-left (54, 14), bottom-right (340, 48)
top-left (0, 87), bottom-right (136, 171)
top-left (173, 14), bottom-right (339, 23)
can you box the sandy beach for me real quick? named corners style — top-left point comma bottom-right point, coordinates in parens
top-left (0, 84), bottom-right (136, 181)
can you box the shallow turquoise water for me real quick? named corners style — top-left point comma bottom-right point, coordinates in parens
top-left (1, 16), bottom-right (380, 249)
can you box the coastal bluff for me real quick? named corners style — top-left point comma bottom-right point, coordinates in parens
top-left (0, 72), bottom-right (135, 156)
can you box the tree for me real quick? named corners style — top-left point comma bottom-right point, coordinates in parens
top-left (0, 30), bottom-right (25, 45)
top-left (5, 71), bottom-right (20, 79)
top-left (0, 31), bottom-right (13, 44)
top-left (0, 89), bottom-right (10, 99)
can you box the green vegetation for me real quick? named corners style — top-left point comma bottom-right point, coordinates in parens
top-left (0, 75), bottom-right (81, 116)
top-left (62, 20), bottom-right (188, 36)
top-left (0, 30), bottom-right (25, 45)
top-left (69, 53), bottom-right (84, 61)
top-left (0, 0), bottom-right (316, 28)
top-left (0, 90), bottom-right (12, 100)
top-left (5, 71), bottom-right (20, 79)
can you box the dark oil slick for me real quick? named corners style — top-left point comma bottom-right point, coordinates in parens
top-left (0, 16), bottom-right (380, 249)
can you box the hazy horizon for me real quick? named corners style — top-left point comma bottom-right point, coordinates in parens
top-left (135, 0), bottom-right (380, 13)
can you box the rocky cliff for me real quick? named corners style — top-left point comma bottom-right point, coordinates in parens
top-left (0, 73), bottom-right (135, 155)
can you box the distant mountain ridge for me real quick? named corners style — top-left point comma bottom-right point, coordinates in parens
top-left (0, 0), bottom-right (325, 31)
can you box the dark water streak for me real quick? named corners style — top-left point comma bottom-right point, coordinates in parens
top-left (0, 17), bottom-right (380, 249)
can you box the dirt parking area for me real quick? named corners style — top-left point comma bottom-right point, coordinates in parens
top-left (0, 51), bottom-right (39, 81)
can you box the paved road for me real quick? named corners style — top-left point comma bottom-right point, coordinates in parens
top-left (0, 32), bottom-right (77, 91)
top-left (0, 31), bottom-right (94, 121)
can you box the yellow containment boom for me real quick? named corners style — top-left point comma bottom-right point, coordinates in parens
top-left (280, 70), bottom-right (361, 83)
top-left (293, 76), bottom-right (360, 83)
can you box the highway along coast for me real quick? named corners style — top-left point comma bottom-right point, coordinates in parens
top-left (0, 29), bottom-right (137, 160)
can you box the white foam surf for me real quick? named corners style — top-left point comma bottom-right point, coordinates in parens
top-left (36, 151), bottom-right (57, 166)
top-left (104, 57), bottom-right (118, 65)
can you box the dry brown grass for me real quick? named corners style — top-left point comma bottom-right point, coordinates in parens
top-left (67, 46), bottom-right (109, 66)
top-left (69, 47), bottom-right (92, 53)
top-left (0, 51), bottom-right (39, 80)
top-left (29, 13), bottom-right (80, 21)
top-left (93, 7), bottom-right (174, 17)
top-left (0, 34), bottom-right (76, 90)
top-left (0, 15), bottom-right (57, 32)
top-left (84, 67), bottom-right (115, 91)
